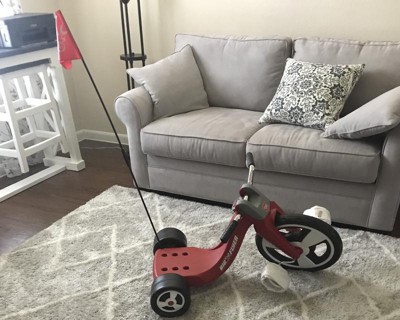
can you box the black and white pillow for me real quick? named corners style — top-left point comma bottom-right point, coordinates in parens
top-left (259, 59), bottom-right (364, 130)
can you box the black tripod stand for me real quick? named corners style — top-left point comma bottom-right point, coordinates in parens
top-left (119, 0), bottom-right (147, 90)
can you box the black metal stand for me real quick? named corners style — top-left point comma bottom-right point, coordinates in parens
top-left (119, 0), bottom-right (147, 90)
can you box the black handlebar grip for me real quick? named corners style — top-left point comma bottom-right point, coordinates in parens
top-left (246, 152), bottom-right (255, 168)
top-left (220, 220), bottom-right (239, 243)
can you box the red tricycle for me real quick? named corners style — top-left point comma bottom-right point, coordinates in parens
top-left (151, 152), bottom-right (343, 317)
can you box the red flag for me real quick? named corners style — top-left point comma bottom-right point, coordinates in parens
top-left (55, 10), bottom-right (82, 69)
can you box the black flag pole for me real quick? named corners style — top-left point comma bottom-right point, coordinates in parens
top-left (80, 57), bottom-right (160, 242)
top-left (55, 9), bottom-right (158, 241)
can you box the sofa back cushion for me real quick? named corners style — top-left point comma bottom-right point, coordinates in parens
top-left (293, 38), bottom-right (400, 115)
top-left (175, 34), bottom-right (292, 112)
top-left (127, 45), bottom-right (208, 120)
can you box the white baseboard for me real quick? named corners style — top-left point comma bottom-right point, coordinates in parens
top-left (76, 129), bottom-right (128, 145)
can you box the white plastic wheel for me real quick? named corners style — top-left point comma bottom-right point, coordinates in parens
top-left (303, 206), bottom-right (331, 225)
top-left (261, 262), bottom-right (290, 292)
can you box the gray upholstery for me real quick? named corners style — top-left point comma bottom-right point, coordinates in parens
top-left (146, 156), bottom-right (375, 227)
top-left (115, 34), bottom-right (400, 231)
top-left (115, 86), bottom-right (152, 188)
top-left (247, 124), bottom-right (382, 184)
top-left (141, 107), bottom-right (262, 167)
top-left (175, 34), bottom-right (291, 112)
top-left (369, 125), bottom-right (400, 230)
top-left (293, 38), bottom-right (400, 115)
top-left (322, 86), bottom-right (400, 139)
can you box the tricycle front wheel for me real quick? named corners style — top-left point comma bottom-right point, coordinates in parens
top-left (256, 214), bottom-right (342, 271)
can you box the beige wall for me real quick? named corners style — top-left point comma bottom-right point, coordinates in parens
top-left (20, 0), bottom-right (400, 134)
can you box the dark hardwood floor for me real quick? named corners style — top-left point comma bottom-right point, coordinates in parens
top-left (1, 140), bottom-right (399, 254)
top-left (0, 140), bottom-right (132, 254)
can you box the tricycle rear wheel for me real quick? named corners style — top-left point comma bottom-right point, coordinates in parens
top-left (150, 273), bottom-right (191, 317)
top-left (153, 227), bottom-right (187, 254)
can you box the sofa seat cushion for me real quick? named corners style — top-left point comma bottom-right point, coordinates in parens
top-left (247, 124), bottom-right (381, 183)
top-left (141, 107), bottom-right (263, 167)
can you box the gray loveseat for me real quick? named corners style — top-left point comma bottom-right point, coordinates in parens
top-left (115, 34), bottom-right (400, 232)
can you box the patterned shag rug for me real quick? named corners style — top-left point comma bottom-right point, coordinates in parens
top-left (1, 186), bottom-right (400, 320)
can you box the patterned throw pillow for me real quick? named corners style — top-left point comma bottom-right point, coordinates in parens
top-left (259, 59), bottom-right (364, 130)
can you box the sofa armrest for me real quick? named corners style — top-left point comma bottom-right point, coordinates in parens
top-left (369, 125), bottom-right (400, 230)
top-left (115, 86), bottom-right (153, 188)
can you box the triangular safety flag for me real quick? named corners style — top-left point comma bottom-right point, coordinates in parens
top-left (55, 10), bottom-right (82, 69)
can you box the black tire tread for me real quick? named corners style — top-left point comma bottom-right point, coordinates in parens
top-left (150, 273), bottom-right (191, 317)
top-left (153, 227), bottom-right (187, 254)
top-left (256, 214), bottom-right (343, 271)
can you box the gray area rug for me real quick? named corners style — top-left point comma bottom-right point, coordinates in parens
top-left (1, 185), bottom-right (400, 320)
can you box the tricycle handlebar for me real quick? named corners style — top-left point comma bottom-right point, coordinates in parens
top-left (246, 153), bottom-right (255, 184)
top-left (246, 152), bottom-right (255, 168)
